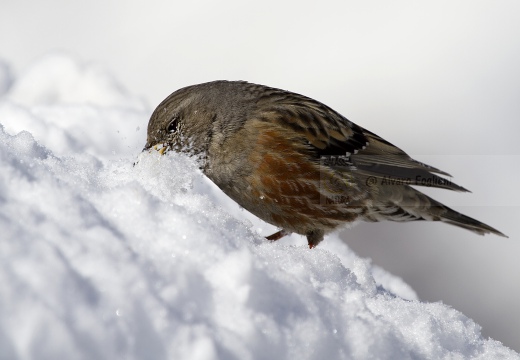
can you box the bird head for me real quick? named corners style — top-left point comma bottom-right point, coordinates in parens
top-left (144, 86), bottom-right (212, 158)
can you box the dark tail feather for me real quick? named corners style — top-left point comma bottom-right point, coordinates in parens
top-left (440, 207), bottom-right (508, 238)
top-left (372, 185), bottom-right (507, 237)
top-left (377, 186), bottom-right (508, 237)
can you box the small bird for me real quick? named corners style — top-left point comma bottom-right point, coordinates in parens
top-left (144, 81), bottom-right (506, 248)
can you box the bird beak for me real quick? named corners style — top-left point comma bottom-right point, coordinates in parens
top-left (157, 145), bottom-right (168, 155)
top-left (135, 142), bottom-right (168, 167)
top-left (142, 143), bottom-right (169, 155)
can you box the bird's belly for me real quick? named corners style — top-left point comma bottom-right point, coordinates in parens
top-left (209, 119), bottom-right (366, 235)
top-left (218, 154), bottom-right (364, 235)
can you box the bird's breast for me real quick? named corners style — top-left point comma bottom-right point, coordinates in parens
top-left (205, 119), bottom-right (364, 234)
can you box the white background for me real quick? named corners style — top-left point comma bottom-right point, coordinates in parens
top-left (1, 0), bottom-right (519, 352)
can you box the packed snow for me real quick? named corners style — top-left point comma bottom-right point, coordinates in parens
top-left (0, 54), bottom-right (517, 359)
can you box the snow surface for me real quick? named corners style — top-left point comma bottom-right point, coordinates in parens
top-left (0, 54), bottom-right (517, 360)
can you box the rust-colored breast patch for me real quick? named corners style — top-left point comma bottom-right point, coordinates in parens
top-left (242, 119), bottom-right (359, 233)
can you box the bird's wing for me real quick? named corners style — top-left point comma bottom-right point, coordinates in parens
top-left (252, 86), bottom-right (468, 192)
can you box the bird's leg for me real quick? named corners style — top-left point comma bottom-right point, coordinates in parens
top-left (266, 229), bottom-right (290, 242)
top-left (306, 229), bottom-right (325, 249)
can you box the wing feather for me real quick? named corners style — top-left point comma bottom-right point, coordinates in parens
top-left (251, 85), bottom-right (468, 192)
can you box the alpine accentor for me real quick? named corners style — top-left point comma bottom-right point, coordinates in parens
top-left (144, 81), bottom-right (506, 248)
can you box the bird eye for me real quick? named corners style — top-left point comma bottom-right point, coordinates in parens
top-left (167, 116), bottom-right (179, 133)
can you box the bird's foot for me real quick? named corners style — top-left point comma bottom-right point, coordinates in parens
top-left (306, 229), bottom-right (325, 249)
top-left (266, 229), bottom-right (290, 242)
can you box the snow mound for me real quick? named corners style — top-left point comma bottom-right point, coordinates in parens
top-left (5, 52), bottom-right (145, 111)
top-left (0, 55), bottom-right (517, 360)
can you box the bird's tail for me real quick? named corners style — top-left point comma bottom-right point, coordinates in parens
top-left (371, 186), bottom-right (507, 237)
top-left (438, 206), bottom-right (507, 237)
